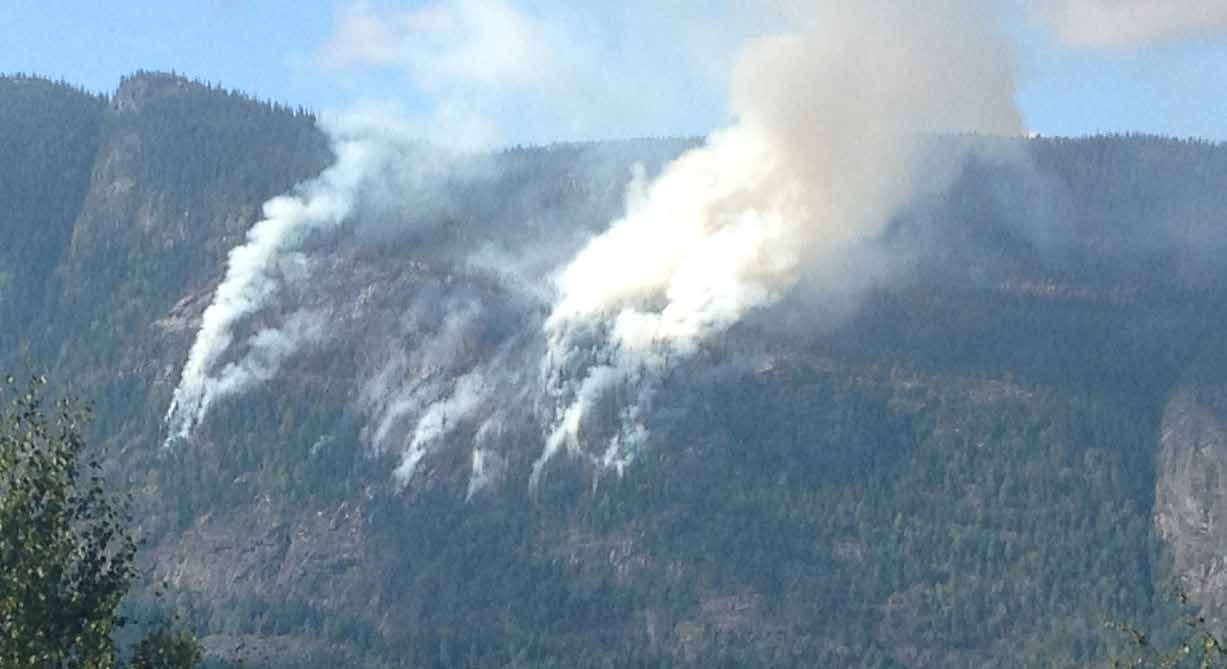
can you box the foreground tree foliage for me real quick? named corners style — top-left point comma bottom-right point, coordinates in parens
top-left (0, 375), bottom-right (199, 668)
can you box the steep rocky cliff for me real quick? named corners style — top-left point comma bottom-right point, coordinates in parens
top-left (1155, 335), bottom-right (1227, 620)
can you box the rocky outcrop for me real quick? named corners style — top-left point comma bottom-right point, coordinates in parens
top-left (1156, 384), bottom-right (1227, 614)
top-left (149, 497), bottom-right (371, 610)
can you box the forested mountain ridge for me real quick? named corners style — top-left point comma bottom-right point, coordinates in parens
top-left (4, 72), bottom-right (1227, 667)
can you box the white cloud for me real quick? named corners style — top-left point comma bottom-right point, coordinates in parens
top-left (1036, 0), bottom-right (1227, 48)
top-left (314, 0), bottom-right (760, 144)
top-left (319, 0), bottom-right (556, 88)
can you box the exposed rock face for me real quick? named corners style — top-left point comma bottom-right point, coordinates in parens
top-left (1156, 384), bottom-right (1227, 613)
top-left (149, 497), bottom-right (371, 606)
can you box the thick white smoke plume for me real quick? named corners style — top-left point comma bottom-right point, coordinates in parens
top-left (1036, 0), bottom-right (1227, 48)
top-left (163, 114), bottom-right (420, 446)
top-left (531, 1), bottom-right (1021, 484)
top-left (168, 0), bottom-right (1030, 494)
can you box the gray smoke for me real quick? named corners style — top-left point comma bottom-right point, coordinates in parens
top-left (163, 111), bottom-right (445, 446)
top-left (168, 0), bottom-right (1035, 495)
top-left (164, 132), bottom-right (366, 445)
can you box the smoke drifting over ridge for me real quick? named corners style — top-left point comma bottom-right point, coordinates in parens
top-left (166, 0), bottom-right (1026, 492)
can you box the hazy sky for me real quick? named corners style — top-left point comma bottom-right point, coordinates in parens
top-left (3, 0), bottom-right (1227, 145)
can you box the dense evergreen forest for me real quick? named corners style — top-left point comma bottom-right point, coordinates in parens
top-left (3, 72), bottom-right (1227, 667)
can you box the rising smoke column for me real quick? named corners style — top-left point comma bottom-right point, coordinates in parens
top-left (532, 1), bottom-right (1022, 486)
top-left (163, 116), bottom-right (413, 445)
top-left (167, 0), bottom-right (1027, 490)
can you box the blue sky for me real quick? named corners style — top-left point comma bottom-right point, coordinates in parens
top-left (3, 0), bottom-right (1227, 144)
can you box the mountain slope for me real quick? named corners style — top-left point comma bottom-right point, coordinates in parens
top-left (3, 72), bottom-right (1227, 667)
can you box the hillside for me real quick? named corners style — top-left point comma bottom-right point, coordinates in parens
top-left (4, 72), bottom-right (1227, 667)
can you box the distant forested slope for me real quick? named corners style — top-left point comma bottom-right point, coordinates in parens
top-left (3, 72), bottom-right (1227, 667)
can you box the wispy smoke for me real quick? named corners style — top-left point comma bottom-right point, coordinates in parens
top-left (318, 0), bottom-right (554, 147)
top-left (531, 1), bottom-right (1021, 484)
top-left (169, 1), bottom-right (1030, 494)
top-left (395, 370), bottom-right (490, 483)
top-left (321, 0), bottom-right (555, 88)
top-left (164, 113), bottom-right (423, 445)
top-left (360, 298), bottom-right (484, 453)
top-left (202, 308), bottom-right (328, 407)
top-left (1036, 0), bottom-right (1227, 48)
top-left (315, 0), bottom-right (758, 144)
top-left (355, 279), bottom-right (544, 494)
top-left (466, 447), bottom-right (508, 500)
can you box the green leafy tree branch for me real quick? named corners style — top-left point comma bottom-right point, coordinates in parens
top-left (0, 375), bottom-right (199, 668)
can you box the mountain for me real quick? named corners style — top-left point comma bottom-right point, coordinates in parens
top-left (4, 71), bottom-right (1227, 667)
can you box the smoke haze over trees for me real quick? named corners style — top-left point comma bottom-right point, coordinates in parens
top-left (2, 66), bottom-right (1227, 666)
top-left (7, 6), bottom-right (1227, 667)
